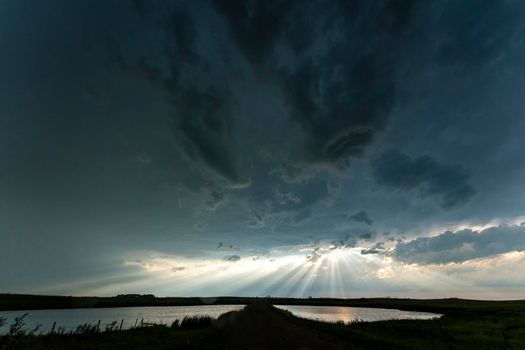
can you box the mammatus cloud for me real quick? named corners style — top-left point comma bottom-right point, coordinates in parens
top-left (371, 150), bottom-right (475, 208)
top-left (395, 224), bottom-right (525, 264)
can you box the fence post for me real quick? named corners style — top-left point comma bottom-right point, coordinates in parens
top-left (96, 320), bottom-right (101, 332)
top-left (501, 330), bottom-right (509, 348)
top-left (50, 321), bottom-right (56, 334)
top-left (119, 318), bottom-right (124, 331)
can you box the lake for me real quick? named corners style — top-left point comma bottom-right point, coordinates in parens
top-left (275, 305), bottom-right (441, 323)
top-left (0, 305), bottom-right (244, 333)
top-left (1, 304), bottom-right (442, 334)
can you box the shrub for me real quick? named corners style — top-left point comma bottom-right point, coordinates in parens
top-left (9, 313), bottom-right (28, 336)
top-left (179, 316), bottom-right (213, 330)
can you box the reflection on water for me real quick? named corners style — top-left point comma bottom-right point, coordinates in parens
top-left (0, 305), bottom-right (244, 333)
top-left (275, 305), bottom-right (441, 323)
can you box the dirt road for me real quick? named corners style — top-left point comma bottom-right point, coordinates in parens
top-left (215, 303), bottom-right (358, 350)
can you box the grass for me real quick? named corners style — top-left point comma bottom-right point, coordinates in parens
top-left (2, 297), bottom-right (525, 349)
top-left (1, 325), bottom-right (224, 350)
top-left (275, 307), bottom-right (525, 349)
top-left (0, 314), bottom-right (222, 350)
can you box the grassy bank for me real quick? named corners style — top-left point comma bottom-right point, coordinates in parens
top-left (0, 315), bottom-right (222, 350)
top-left (276, 306), bottom-right (525, 349)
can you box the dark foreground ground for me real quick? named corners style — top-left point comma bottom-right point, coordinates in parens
top-left (2, 300), bottom-right (525, 349)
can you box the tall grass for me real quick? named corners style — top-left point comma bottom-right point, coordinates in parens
top-left (0, 313), bottom-right (215, 337)
top-left (172, 315), bottom-right (213, 330)
top-left (0, 313), bottom-right (217, 350)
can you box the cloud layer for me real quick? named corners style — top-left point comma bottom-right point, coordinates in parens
top-left (395, 224), bottom-right (525, 264)
top-left (372, 150), bottom-right (475, 208)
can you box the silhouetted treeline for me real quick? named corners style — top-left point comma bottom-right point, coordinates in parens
top-left (2, 293), bottom-right (525, 313)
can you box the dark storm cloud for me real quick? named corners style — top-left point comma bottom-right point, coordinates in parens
top-left (175, 89), bottom-right (240, 183)
top-left (210, 0), bottom-right (415, 172)
top-left (4, 0), bottom-right (525, 297)
top-left (360, 248), bottom-right (380, 255)
top-left (395, 225), bottom-right (525, 264)
top-left (223, 254), bottom-right (241, 262)
top-left (164, 9), bottom-right (199, 64)
top-left (280, 55), bottom-right (393, 170)
top-left (130, 0), bottom-right (151, 18)
top-left (358, 231), bottom-right (373, 240)
top-left (292, 208), bottom-right (312, 224)
top-left (349, 210), bottom-right (373, 226)
top-left (117, 0), bottom-right (525, 189)
top-left (371, 150), bottom-right (475, 209)
top-left (211, 0), bottom-right (294, 64)
top-left (360, 242), bottom-right (385, 256)
top-left (155, 74), bottom-right (241, 183)
top-left (125, 0), bottom-right (520, 204)
top-left (123, 8), bottom-right (244, 185)
top-left (434, 1), bottom-right (523, 67)
top-left (204, 185), bottom-right (227, 211)
top-left (217, 242), bottom-right (240, 251)
top-left (211, 0), bottom-right (523, 176)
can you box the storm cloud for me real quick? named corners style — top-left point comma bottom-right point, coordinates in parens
top-left (349, 211), bottom-right (373, 226)
top-left (2, 0), bottom-right (525, 297)
top-left (371, 150), bottom-right (475, 209)
top-left (223, 255), bottom-right (241, 262)
top-left (395, 225), bottom-right (525, 265)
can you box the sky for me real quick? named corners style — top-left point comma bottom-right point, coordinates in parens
top-left (1, 0), bottom-right (525, 299)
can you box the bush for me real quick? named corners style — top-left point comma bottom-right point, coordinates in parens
top-left (179, 316), bottom-right (213, 330)
top-left (9, 313), bottom-right (28, 336)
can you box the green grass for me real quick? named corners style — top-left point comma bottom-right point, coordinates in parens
top-left (0, 313), bottom-right (221, 350)
top-left (276, 307), bottom-right (525, 349)
top-left (0, 320), bottom-right (223, 350)
top-left (2, 296), bottom-right (525, 349)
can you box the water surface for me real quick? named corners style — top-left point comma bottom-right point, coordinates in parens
top-left (275, 305), bottom-right (441, 323)
top-left (0, 305), bottom-right (244, 333)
